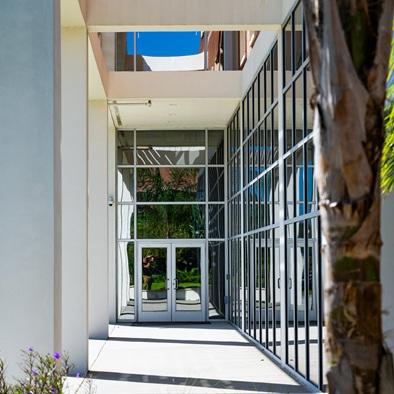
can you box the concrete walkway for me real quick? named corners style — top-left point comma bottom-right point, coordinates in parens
top-left (66, 322), bottom-right (314, 394)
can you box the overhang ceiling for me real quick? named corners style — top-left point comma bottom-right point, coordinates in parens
top-left (109, 98), bottom-right (239, 129)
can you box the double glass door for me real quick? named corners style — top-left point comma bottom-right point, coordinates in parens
top-left (137, 242), bottom-right (206, 322)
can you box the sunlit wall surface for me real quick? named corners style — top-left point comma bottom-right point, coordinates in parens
top-left (227, 1), bottom-right (325, 391)
top-left (117, 129), bottom-right (226, 321)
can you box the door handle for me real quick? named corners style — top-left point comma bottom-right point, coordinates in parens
top-left (175, 278), bottom-right (179, 290)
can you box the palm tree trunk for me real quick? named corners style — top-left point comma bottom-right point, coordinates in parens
top-left (302, 1), bottom-right (394, 392)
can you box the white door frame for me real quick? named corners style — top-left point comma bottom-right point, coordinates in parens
top-left (136, 240), bottom-right (207, 322)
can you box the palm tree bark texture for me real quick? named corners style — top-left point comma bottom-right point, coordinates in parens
top-left (302, 0), bottom-right (394, 393)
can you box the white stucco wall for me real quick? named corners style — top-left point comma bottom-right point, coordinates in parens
top-left (108, 117), bottom-right (117, 323)
top-left (0, 0), bottom-right (62, 379)
top-left (61, 27), bottom-right (89, 374)
top-left (382, 192), bottom-right (394, 354)
top-left (88, 101), bottom-right (109, 338)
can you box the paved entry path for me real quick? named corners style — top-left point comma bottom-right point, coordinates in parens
top-left (66, 322), bottom-right (314, 394)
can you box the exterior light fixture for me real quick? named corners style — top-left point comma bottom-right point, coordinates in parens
top-left (108, 100), bottom-right (152, 107)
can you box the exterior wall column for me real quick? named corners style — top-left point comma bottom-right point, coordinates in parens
top-left (0, 0), bottom-right (62, 379)
top-left (108, 117), bottom-right (117, 323)
top-left (61, 27), bottom-right (89, 374)
top-left (88, 100), bottom-right (109, 338)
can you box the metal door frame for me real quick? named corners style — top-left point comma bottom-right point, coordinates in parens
top-left (136, 240), bottom-right (207, 322)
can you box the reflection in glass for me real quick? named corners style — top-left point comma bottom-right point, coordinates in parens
top-left (294, 2), bottom-right (303, 71)
top-left (137, 167), bottom-right (205, 202)
top-left (283, 17), bottom-right (292, 85)
top-left (117, 130), bottom-right (134, 165)
top-left (117, 168), bottom-right (134, 202)
top-left (175, 247), bottom-right (201, 311)
top-left (209, 242), bottom-right (225, 319)
top-left (287, 225), bottom-right (296, 368)
top-left (306, 67), bottom-right (314, 135)
top-left (208, 204), bottom-right (225, 239)
top-left (118, 205), bottom-right (134, 239)
top-left (296, 220), bottom-right (307, 376)
top-left (141, 247), bottom-right (168, 312)
top-left (136, 130), bottom-right (205, 165)
top-left (294, 76), bottom-right (304, 145)
top-left (118, 242), bottom-right (135, 321)
top-left (306, 141), bottom-right (317, 213)
top-left (137, 205), bottom-right (205, 239)
top-left (274, 229), bottom-right (281, 359)
top-left (267, 230), bottom-right (273, 351)
top-left (284, 86), bottom-right (293, 151)
top-left (208, 130), bottom-right (224, 164)
top-left (295, 148), bottom-right (304, 216)
top-left (208, 167), bottom-right (224, 201)
top-left (285, 156), bottom-right (293, 220)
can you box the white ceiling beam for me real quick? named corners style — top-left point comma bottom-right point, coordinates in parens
top-left (107, 71), bottom-right (242, 100)
top-left (87, 0), bottom-right (283, 32)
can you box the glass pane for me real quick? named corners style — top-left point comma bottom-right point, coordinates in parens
top-left (294, 3), bottom-right (303, 71)
top-left (266, 113), bottom-right (272, 166)
top-left (117, 130), bottom-right (134, 165)
top-left (137, 168), bottom-right (205, 202)
top-left (285, 156), bottom-right (294, 219)
top-left (208, 167), bottom-right (224, 201)
top-left (118, 205), bottom-right (134, 239)
top-left (287, 225), bottom-right (296, 368)
top-left (284, 85), bottom-right (293, 152)
top-left (272, 105), bottom-right (279, 162)
top-left (307, 218), bottom-right (319, 385)
top-left (137, 205), bottom-right (205, 239)
top-left (208, 130), bottom-right (224, 165)
top-left (209, 242), bottom-right (225, 319)
top-left (306, 67), bottom-right (314, 135)
top-left (294, 76), bottom-right (303, 145)
top-left (283, 18), bottom-right (292, 86)
top-left (118, 242), bottom-right (135, 321)
top-left (265, 55), bottom-right (272, 107)
top-left (248, 88), bottom-right (254, 132)
top-left (296, 220), bottom-right (307, 376)
top-left (141, 247), bottom-right (168, 312)
top-left (175, 247), bottom-right (201, 311)
top-left (295, 148), bottom-right (305, 216)
top-left (117, 168), bottom-right (134, 202)
top-left (208, 204), bottom-right (225, 239)
top-left (306, 141), bottom-right (317, 213)
top-left (274, 228), bottom-right (281, 359)
top-left (136, 130), bottom-right (205, 165)
top-left (254, 78), bottom-right (260, 125)
top-left (272, 44), bottom-right (278, 102)
top-left (259, 69), bottom-right (266, 118)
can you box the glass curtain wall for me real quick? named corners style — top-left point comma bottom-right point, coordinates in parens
top-left (117, 129), bottom-right (226, 321)
top-left (227, 1), bottom-right (325, 391)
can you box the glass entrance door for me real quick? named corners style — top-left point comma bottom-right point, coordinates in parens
top-left (137, 242), bottom-right (206, 322)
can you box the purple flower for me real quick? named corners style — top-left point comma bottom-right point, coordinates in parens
top-left (28, 347), bottom-right (33, 352)
top-left (32, 369), bottom-right (38, 376)
top-left (53, 352), bottom-right (61, 360)
top-left (51, 389), bottom-right (56, 394)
